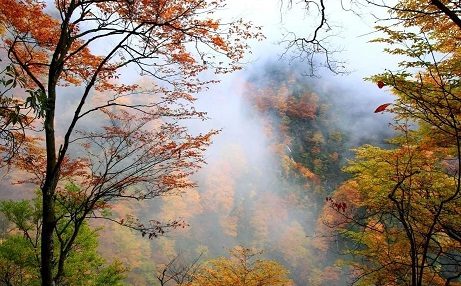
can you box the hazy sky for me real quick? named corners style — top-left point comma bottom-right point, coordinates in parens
top-left (193, 0), bottom-right (398, 143)
top-left (220, 0), bottom-right (396, 79)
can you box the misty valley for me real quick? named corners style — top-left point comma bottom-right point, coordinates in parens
top-left (0, 63), bottom-right (395, 285)
top-left (2, 0), bottom-right (461, 285)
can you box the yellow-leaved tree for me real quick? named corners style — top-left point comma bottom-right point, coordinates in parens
top-left (188, 246), bottom-right (293, 286)
top-left (319, 1), bottom-right (461, 285)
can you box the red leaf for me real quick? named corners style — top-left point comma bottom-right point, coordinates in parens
top-left (377, 80), bottom-right (385, 89)
top-left (374, 103), bottom-right (392, 113)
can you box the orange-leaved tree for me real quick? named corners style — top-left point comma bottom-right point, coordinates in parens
top-left (0, 0), bottom-right (263, 284)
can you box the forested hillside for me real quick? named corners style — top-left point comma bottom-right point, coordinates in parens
top-left (87, 63), bottom-right (392, 285)
top-left (0, 60), bottom-right (395, 285)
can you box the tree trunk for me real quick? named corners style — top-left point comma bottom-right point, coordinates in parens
top-left (431, 0), bottom-right (461, 29)
top-left (41, 87), bottom-right (58, 286)
top-left (41, 186), bottom-right (56, 286)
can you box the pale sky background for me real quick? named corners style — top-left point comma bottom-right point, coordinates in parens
top-left (192, 0), bottom-right (398, 142)
top-left (221, 0), bottom-right (397, 79)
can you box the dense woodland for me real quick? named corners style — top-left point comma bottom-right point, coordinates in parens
top-left (1, 0), bottom-right (461, 285)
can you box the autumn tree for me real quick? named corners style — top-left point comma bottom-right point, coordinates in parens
top-left (364, 0), bottom-right (461, 31)
top-left (329, 129), bottom-right (461, 285)
top-left (0, 0), bottom-right (263, 284)
top-left (370, 0), bottom-right (461, 262)
top-left (188, 246), bottom-right (293, 286)
top-left (317, 0), bottom-right (461, 285)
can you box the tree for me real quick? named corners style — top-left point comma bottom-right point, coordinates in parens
top-left (0, 0), bottom-right (263, 284)
top-left (156, 250), bottom-right (204, 286)
top-left (0, 192), bottom-right (126, 285)
top-left (317, 1), bottom-right (461, 284)
top-left (188, 246), bottom-right (293, 286)
top-left (363, 0), bottom-right (461, 32)
top-left (331, 130), bottom-right (461, 285)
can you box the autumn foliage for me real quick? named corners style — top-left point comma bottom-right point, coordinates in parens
top-left (318, 1), bottom-right (461, 285)
top-left (188, 246), bottom-right (293, 286)
top-left (0, 0), bottom-right (264, 284)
